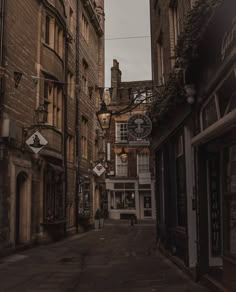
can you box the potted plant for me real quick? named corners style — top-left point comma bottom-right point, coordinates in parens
top-left (94, 209), bottom-right (101, 230)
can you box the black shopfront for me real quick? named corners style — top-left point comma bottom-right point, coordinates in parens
top-left (191, 5), bottom-right (236, 289)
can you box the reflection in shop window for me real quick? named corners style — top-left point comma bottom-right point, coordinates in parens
top-left (110, 191), bottom-right (135, 210)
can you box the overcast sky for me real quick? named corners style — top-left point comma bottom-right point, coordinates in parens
top-left (104, 0), bottom-right (151, 87)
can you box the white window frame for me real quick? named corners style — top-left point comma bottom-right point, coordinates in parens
top-left (116, 154), bottom-right (128, 176)
top-left (137, 153), bottom-right (150, 174)
top-left (115, 122), bottom-right (128, 143)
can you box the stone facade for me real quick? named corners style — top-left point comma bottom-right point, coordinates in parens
top-left (78, 0), bottom-right (105, 223)
top-left (0, 0), bottom-right (104, 252)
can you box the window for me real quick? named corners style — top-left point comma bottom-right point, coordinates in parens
top-left (44, 79), bottom-right (62, 129)
top-left (157, 34), bottom-right (164, 85)
top-left (116, 154), bottom-right (128, 176)
top-left (67, 72), bottom-right (75, 99)
top-left (110, 190), bottom-right (135, 210)
top-left (66, 135), bottom-right (74, 162)
top-left (169, 4), bottom-right (180, 68)
top-left (175, 133), bottom-right (186, 228)
top-left (44, 165), bottom-right (64, 222)
top-left (44, 14), bottom-right (64, 58)
top-left (82, 60), bottom-right (88, 95)
top-left (115, 122), bottom-right (128, 143)
top-left (81, 14), bottom-right (89, 42)
top-left (54, 25), bottom-right (63, 57)
top-left (81, 116), bottom-right (88, 158)
top-left (45, 15), bottom-right (51, 45)
top-left (137, 153), bottom-right (150, 174)
top-left (200, 69), bottom-right (236, 131)
top-left (68, 7), bottom-right (74, 34)
top-left (133, 89), bottom-right (153, 104)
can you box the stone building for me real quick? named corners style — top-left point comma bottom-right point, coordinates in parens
top-left (77, 0), bottom-right (105, 223)
top-left (0, 0), bottom-right (104, 252)
top-left (150, 0), bottom-right (236, 290)
top-left (104, 60), bottom-right (156, 221)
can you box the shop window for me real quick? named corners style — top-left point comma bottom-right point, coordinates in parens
top-left (175, 133), bottom-right (186, 228)
top-left (116, 154), bottom-right (128, 176)
top-left (137, 153), bottom-right (150, 174)
top-left (110, 191), bottom-right (135, 210)
top-left (44, 79), bottom-right (62, 129)
top-left (115, 122), bottom-right (128, 143)
top-left (81, 116), bottom-right (88, 159)
top-left (224, 146), bottom-right (236, 256)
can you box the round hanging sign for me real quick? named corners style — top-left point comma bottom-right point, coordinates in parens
top-left (127, 114), bottom-right (152, 139)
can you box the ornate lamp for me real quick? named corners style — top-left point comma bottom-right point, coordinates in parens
top-left (35, 104), bottom-right (47, 124)
top-left (119, 147), bottom-right (128, 163)
top-left (96, 100), bottom-right (112, 130)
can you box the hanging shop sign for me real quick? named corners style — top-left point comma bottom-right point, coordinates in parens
top-left (25, 130), bottom-right (48, 154)
top-left (93, 163), bottom-right (106, 176)
top-left (127, 114), bottom-right (152, 139)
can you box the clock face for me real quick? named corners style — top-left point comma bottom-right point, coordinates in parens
top-left (127, 114), bottom-right (152, 139)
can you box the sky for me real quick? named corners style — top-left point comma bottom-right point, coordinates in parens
top-left (104, 0), bottom-right (152, 87)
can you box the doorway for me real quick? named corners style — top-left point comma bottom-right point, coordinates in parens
top-left (206, 153), bottom-right (223, 267)
top-left (15, 172), bottom-right (29, 244)
top-left (140, 192), bottom-right (152, 219)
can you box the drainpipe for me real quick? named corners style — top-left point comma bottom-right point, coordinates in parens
top-left (0, 0), bottom-right (6, 117)
top-left (64, 29), bottom-right (69, 237)
top-left (75, 0), bottom-right (80, 233)
top-left (0, 0), bottom-right (6, 246)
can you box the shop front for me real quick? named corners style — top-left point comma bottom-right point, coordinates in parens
top-left (106, 179), bottom-right (156, 220)
top-left (192, 63), bottom-right (236, 290)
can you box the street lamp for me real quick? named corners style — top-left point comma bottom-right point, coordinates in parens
top-left (35, 104), bottom-right (47, 124)
top-left (96, 87), bottom-right (158, 131)
top-left (119, 147), bottom-right (128, 163)
top-left (96, 100), bottom-right (112, 130)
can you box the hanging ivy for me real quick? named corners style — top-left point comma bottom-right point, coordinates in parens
top-left (176, 0), bottom-right (223, 68)
top-left (149, 0), bottom-right (223, 125)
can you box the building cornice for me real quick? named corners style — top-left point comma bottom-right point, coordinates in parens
top-left (81, 0), bottom-right (104, 37)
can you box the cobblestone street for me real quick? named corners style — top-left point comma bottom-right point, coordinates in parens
top-left (0, 221), bottom-right (209, 292)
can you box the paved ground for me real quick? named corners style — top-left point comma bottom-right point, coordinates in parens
top-left (0, 220), bottom-right (209, 292)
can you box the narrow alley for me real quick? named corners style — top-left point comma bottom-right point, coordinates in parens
top-left (0, 221), bottom-right (209, 292)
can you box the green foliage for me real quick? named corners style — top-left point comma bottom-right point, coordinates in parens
top-left (149, 0), bottom-right (223, 125)
top-left (149, 72), bottom-right (185, 123)
top-left (176, 0), bottom-right (223, 68)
